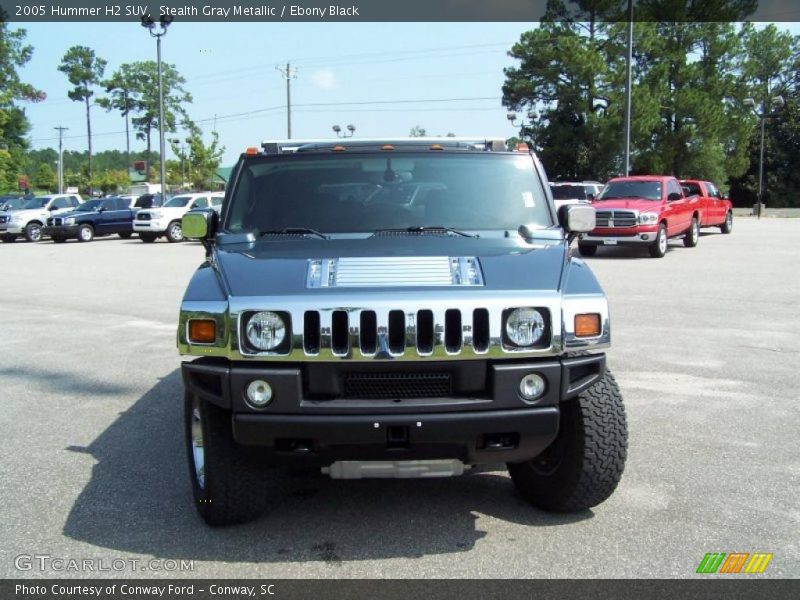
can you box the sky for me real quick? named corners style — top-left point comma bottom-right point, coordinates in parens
top-left (11, 20), bottom-right (800, 167)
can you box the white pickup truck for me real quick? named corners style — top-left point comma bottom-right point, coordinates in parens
top-left (133, 192), bottom-right (223, 243)
top-left (0, 194), bottom-right (83, 242)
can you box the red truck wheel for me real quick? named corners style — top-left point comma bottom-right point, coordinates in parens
top-left (683, 217), bottom-right (699, 248)
top-left (648, 224), bottom-right (668, 258)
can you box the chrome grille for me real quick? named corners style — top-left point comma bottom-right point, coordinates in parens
top-left (300, 307), bottom-right (494, 358)
top-left (1, 215), bottom-right (9, 224)
top-left (595, 210), bottom-right (637, 228)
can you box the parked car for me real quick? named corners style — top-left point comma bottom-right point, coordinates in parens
top-left (134, 192), bottom-right (223, 243)
top-left (117, 194), bottom-right (139, 208)
top-left (42, 197), bottom-right (136, 243)
top-left (177, 137), bottom-right (627, 526)
top-left (549, 181), bottom-right (603, 210)
top-left (680, 179), bottom-right (733, 234)
top-left (0, 194), bottom-right (82, 242)
top-left (578, 175), bottom-right (699, 258)
top-left (133, 193), bottom-right (165, 210)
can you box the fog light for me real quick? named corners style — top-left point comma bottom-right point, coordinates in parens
top-left (641, 234), bottom-right (649, 241)
top-left (246, 379), bottom-right (273, 407)
top-left (519, 373), bottom-right (545, 401)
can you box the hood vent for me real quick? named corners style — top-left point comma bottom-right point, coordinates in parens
top-left (306, 256), bottom-right (484, 288)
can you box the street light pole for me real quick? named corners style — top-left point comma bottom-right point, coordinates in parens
top-left (744, 95), bottom-right (784, 219)
top-left (54, 126), bottom-right (68, 194)
top-left (623, 0), bottom-right (634, 176)
top-left (141, 14), bottom-right (173, 198)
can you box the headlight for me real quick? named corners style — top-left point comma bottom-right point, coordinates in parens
top-left (245, 311), bottom-right (287, 351)
top-left (505, 308), bottom-right (546, 346)
top-left (149, 210), bottom-right (164, 219)
top-left (63, 217), bottom-right (75, 226)
top-left (638, 212), bottom-right (659, 225)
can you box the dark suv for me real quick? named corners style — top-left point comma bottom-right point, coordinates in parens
top-left (177, 138), bottom-right (628, 526)
top-left (43, 197), bottom-right (136, 242)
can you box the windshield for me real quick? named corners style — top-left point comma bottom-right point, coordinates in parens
top-left (23, 197), bottom-right (50, 209)
top-left (225, 152), bottom-right (551, 234)
top-left (2, 198), bottom-right (26, 210)
top-left (164, 196), bottom-right (192, 208)
top-left (550, 185), bottom-right (587, 200)
top-left (598, 180), bottom-right (662, 201)
top-left (76, 199), bottom-right (104, 211)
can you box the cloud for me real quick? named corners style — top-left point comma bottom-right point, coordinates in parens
top-left (310, 69), bottom-right (338, 90)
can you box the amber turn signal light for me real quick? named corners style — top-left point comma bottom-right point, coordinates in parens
top-left (574, 313), bottom-right (601, 337)
top-left (189, 319), bottom-right (217, 344)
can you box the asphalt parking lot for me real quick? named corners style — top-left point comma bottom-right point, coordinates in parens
top-left (0, 217), bottom-right (798, 579)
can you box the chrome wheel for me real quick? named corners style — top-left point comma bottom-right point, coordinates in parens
top-left (25, 223), bottom-right (42, 242)
top-left (79, 226), bottom-right (93, 242)
top-left (658, 228), bottom-right (667, 254)
top-left (167, 222), bottom-right (183, 242)
top-left (190, 396), bottom-right (205, 489)
top-left (691, 220), bottom-right (698, 244)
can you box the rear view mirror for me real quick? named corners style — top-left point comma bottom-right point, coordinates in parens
top-left (558, 204), bottom-right (596, 233)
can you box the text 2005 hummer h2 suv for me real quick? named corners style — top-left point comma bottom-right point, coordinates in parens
top-left (178, 138), bottom-right (627, 526)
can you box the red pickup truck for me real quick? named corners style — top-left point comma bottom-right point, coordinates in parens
top-left (578, 175), bottom-right (700, 258)
top-left (679, 179), bottom-right (733, 234)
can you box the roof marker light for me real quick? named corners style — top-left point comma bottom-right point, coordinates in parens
top-left (245, 147), bottom-right (259, 155)
top-left (381, 145), bottom-right (395, 151)
top-left (430, 144), bottom-right (443, 151)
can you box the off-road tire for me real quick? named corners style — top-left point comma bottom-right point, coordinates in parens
top-left (683, 216), bottom-right (699, 248)
top-left (77, 224), bottom-right (94, 243)
top-left (139, 233), bottom-right (157, 243)
top-left (166, 221), bottom-right (183, 243)
top-left (118, 232), bottom-right (133, 239)
top-left (185, 392), bottom-right (269, 526)
top-left (508, 370), bottom-right (627, 512)
top-left (24, 222), bottom-right (43, 243)
top-left (2, 235), bottom-right (16, 243)
top-left (720, 211), bottom-right (733, 234)
top-left (648, 224), bottom-right (668, 258)
top-left (577, 243), bottom-right (597, 257)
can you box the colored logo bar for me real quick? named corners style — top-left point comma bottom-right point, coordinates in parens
top-left (696, 553), bottom-right (773, 574)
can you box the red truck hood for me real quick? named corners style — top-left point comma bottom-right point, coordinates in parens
top-left (592, 198), bottom-right (662, 211)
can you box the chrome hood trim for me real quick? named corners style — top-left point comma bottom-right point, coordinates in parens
top-left (307, 256), bottom-right (484, 288)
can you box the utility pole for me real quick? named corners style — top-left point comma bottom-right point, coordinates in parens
top-left (54, 126), bottom-right (68, 193)
top-left (623, 0), bottom-right (634, 176)
top-left (276, 62), bottom-right (298, 138)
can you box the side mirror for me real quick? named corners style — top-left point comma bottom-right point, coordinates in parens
top-left (183, 209), bottom-right (218, 241)
top-left (667, 192), bottom-right (682, 202)
top-left (558, 204), bottom-right (596, 233)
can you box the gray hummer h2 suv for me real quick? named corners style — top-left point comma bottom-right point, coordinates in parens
top-left (178, 138), bottom-right (627, 526)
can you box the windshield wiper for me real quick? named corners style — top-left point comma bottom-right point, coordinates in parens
top-left (374, 226), bottom-right (477, 238)
top-left (260, 227), bottom-right (329, 239)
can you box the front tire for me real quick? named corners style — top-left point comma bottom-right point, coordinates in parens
top-left (508, 371), bottom-right (627, 512)
top-left (683, 216), bottom-right (699, 248)
top-left (648, 223), bottom-right (668, 258)
top-left (166, 221), bottom-right (183, 243)
top-left (577, 243), bottom-right (597, 257)
top-left (720, 211), bottom-right (733, 234)
top-left (185, 393), bottom-right (269, 526)
top-left (1, 235), bottom-right (17, 243)
top-left (24, 222), bottom-right (43, 243)
top-left (77, 224), bottom-right (94, 243)
top-left (139, 233), bottom-right (157, 243)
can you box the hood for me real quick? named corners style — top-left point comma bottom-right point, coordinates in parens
top-left (6, 208), bottom-right (46, 220)
top-left (214, 235), bottom-right (567, 297)
top-left (51, 209), bottom-right (97, 219)
top-left (592, 198), bottom-right (663, 211)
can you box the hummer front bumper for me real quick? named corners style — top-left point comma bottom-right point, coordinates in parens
top-left (181, 353), bottom-right (605, 466)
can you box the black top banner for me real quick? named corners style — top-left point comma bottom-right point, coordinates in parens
top-left (1, 0), bottom-right (799, 22)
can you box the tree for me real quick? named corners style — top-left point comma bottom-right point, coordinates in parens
top-left (0, 19), bottom-right (44, 191)
top-left (58, 46), bottom-right (107, 193)
top-left (409, 125), bottom-right (427, 137)
top-left (125, 61), bottom-right (192, 174)
top-left (96, 64), bottom-right (138, 169)
top-left (94, 169), bottom-right (130, 195)
top-left (33, 163), bottom-right (56, 191)
top-left (171, 128), bottom-right (224, 190)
